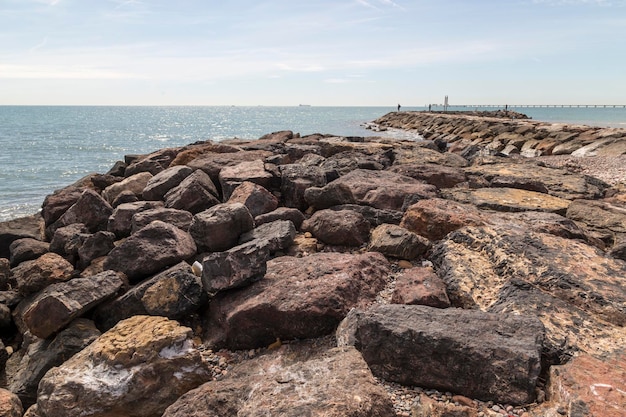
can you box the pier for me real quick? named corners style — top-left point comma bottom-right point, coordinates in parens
top-left (447, 104), bottom-right (626, 109)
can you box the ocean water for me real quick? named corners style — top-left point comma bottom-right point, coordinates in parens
top-left (1, 105), bottom-right (625, 222)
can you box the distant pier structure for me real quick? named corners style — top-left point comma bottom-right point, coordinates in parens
top-left (448, 104), bottom-right (626, 109)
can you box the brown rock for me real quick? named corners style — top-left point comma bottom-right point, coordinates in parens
top-left (107, 200), bottom-right (164, 238)
top-left (189, 203), bottom-right (254, 252)
top-left (400, 198), bottom-right (484, 241)
top-left (185, 149), bottom-right (273, 186)
top-left (124, 147), bottom-right (178, 176)
top-left (368, 223), bottom-right (431, 259)
top-left (280, 163), bottom-right (328, 210)
top-left (219, 159), bottom-right (274, 200)
top-left (389, 163), bottom-right (467, 188)
top-left (12, 252), bottom-right (74, 296)
top-left (391, 143), bottom-right (469, 167)
top-left (413, 394), bottom-right (477, 417)
top-left (254, 207), bottom-right (305, 229)
top-left (104, 220), bottom-right (197, 281)
top-left (130, 207), bottom-right (193, 234)
top-left (102, 171), bottom-right (153, 204)
top-left (0, 258), bottom-right (10, 291)
top-left (0, 388), bottom-right (23, 417)
top-left (163, 168), bottom-right (221, 214)
top-left (48, 223), bottom-right (89, 262)
top-left (337, 304), bottom-right (544, 405)
top-left (76, 230), bottom-right (116, 269)
top-left (142, 165), bottom-right (193, 201)
top-left (18, 270), bottom-right (124, 339)
top-left (36, 316), bottom-right (211, 417)
top-left (162, 344), bottom-right (394, 417)
top-left (443, 187), bottom-right (571, 214)
top-left (227, 181), bottom-right (278, 217)
top-left (566, 199), bottom-right (626, 236)
top-left (301, 209), bottom-right (370, 246)
top-left (9, 238), bottom-right (49, 267)
top-left (205, 252), bottom-right (390, 350)
top-left (41, 186), bottom-right (85, 226)
top-left (238, 219), bottom-right (296, 253)
top-left (0, 214), bottom-right (45, 258)
top-left (50, 188), bottom-right (113, 235)
top-left (391, 267), bottom-right (450, 308)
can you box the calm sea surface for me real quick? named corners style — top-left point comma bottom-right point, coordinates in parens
top-left (1, 105), bottom-right (625, 222)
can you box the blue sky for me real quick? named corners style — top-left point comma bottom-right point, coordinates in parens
top-left (1, 0), bottom-right (625, 105)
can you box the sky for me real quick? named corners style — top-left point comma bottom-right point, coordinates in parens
top-left (1, 0), bottom-right (625, 106)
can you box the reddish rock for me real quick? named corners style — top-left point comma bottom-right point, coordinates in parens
top-left (76, 231), bottom-right (116, 269)
top-left (337, 304), bottom-right (544, 405)
top-left (12, 253), bottom-right (74, 296)
top-left (227, 181), bottom-right (278, 217)
top-left (184, 149), bottom-right (273, 186)
top-left (238, 219), bottom-right (296, 254)
top-left (102, 172), bottom-right (153, 204)
top-left (163, 169), bottom-right (220, 214)
top-left (389, 163), bottom-right (467, 188)
top-left (443, 187), bottom-right (571, 215)
top-left (19, 270), bottom-right (124, 339)
top-left (400, 198), bottom-right (484, 241)
top-left (205, 252), bottom-right (390, 350)
top-left (0, 214), bottom-right (45, 259)
top-left (391, 267), bottom-right (450, 308)
top-left (124, 147), bottom-right (177, 176)
top-left (368, 223), bottom-right (431, 260)
top-left (142, 165), bottom-right (193, 201)
top-left (254, 207), bottom-right (305, 229)
top-left (107, 200), bottom-right (164, 238)
top-left (50, 189), bottom-right (113, 235)
top-left (9, 238), bottom-right (49, 267)
top-left (305, 169), bottom-right (438, 211)
top-left (566, 199), bottom-right (626, 236)
top-left (189, 203), bottom-right (254, 252)
top-left (280, 164), bottom-right (327, 210)
top-left (219, 159), bottom-right (274, 200)
top-left (130, 207), bottom-right (193, 234)
top-left (0, 258), bottom-right (10, 290)
top-left (37, 316), bottom-right (211, 417)
top-left (0, 388), bottom-right (23, 417)
top-left (41, 186), bottom-right (86, 227)
top-left (162, 344), bottom-right (394, 417)
top-left (301, 209), bottom-right (370, 246)
top-left (104, 220), bottom-right (197, 281)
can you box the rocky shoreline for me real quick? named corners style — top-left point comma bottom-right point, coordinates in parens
top-left (0, 118), bottom-right (624, 417)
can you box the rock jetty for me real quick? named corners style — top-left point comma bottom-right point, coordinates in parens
top-left (0, 122), bottom-right (625, 417)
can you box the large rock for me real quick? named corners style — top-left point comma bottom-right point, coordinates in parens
top-left (50, 189), bottom-right (113, 236)
top-left (76, 231), bottom-right (116, 269)
top-left (162, 344), bottom-right (394, 417)
top-left (130, 207), bottom-right (193, 234)
top-left (201, 240), bottom-right (270, 296)
top-left (41, 186), bottom-right (85, 227)
top-left (164, 169), bottom-right (220, 214)
top-left (337, 304), bottom-right (544, 405)
top-left (391, 267), bottom-right (450, 308)
top-left (204, 252), bottom-right (390, 350)
top-left (12, 253), bottom-right (74, 296)
top-left (6, 319), bottom-right (101, 407)
top-left (280, 164), bottom-right (327, 210)
top-left (566, 199), bottom-right (626, 236)
top-left (238, 219), bottom-right (296, 253)
top-left (0, 214), bottom-right (44, 259)
top-left (368, 223), bottom-right (430, 259)
top-left (124, 148), bottom-right (177, 176)
top-left (93, 263), bottom-right (204, 331)
top-left (0, 389), bottom-right (23, 417)
top-left (142, 165), bottom-right (193, 201)
top-left (184, 149), bottom-right (273, 186)
top-left (305, 169), bottom-right (438, 211)
top-left (0, 258), bottom-right (11, 291)
top-left (443, 187), bottom-right (571, 214)
top-left (18, 270), bottom-right (124, 339)
top-left (36, 316), bottom-right (211, 417)
top-left (254, 207), bottom-right (305, 229)
top-left (227, 181), bottom-right (278, 217)
top-left (218, 159), bottom-right (274, 200)
top-left (9, 238), bottom-right (49, 267)
top-left (102, 172), bottom-right (153, 204)
top-left (329, 204), bottom-right (403, 226)
top-left (301, 209), bottom-right (370, 246)
top-left (400, 198), bottom-right (484, 241)
top-left (189, 203), bottom-right (254, 252)
top-left (389, 163), bottom-right (467, 188)
top-left (104, 220), bottom-right (197, 281)
top-left (107, 200), bottom-right (164, 238)
top-left (431, 225), bottom-right (626, 361)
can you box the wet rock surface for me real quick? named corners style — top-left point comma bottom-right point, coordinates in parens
top-left (0, 120), bottom-right (624, 416)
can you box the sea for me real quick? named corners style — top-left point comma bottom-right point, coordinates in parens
top-left (1, 105), bottom-right (625, 222)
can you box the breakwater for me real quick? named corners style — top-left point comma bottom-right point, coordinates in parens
top-left (374, 111), bottom-right (626, 157)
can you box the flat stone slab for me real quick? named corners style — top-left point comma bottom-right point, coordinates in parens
top-left (443, 187), bottom-right (571, 214)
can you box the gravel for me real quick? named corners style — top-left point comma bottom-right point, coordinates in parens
top-left (535, 155), bottom-right (626, 186)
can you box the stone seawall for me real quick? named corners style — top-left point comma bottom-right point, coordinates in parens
top-left (374, 111), bottom-right (626, 157)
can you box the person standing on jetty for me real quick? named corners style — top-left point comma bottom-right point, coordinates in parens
top-left (397, 103), bottom-right (401, 112)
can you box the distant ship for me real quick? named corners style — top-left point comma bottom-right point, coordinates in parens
top-left (298, 104), bottom-right (311, 107)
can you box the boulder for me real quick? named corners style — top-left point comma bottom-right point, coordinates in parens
top-left (392, 144), bottom-right (469, 167)
top-left (0, 258), bottom-right (11, 290)
top-left (48, 222), bottom-right (89, 258)
top-left (107, 200), bottom-right (164, 238)
top-left (124, 148), bottom-right (177, 177)
top-left (218, 159), bottom-right (274, 200)
top-left (254, 207), bottom-right (305, 229)
top-left (443, 187), bottom-right (571, 214)
top-left (400, 198), bottom-right (484, 241)
top-left (50, 189), bottom-right (113, 235)
top-left (391, 267), bottom-right (450, 308)
top-left (238, 219), bottom-right (296, 253)
top-left (329, 204), bottom-right (403, 226)
top-left (305, 169), bottom-right (438, 211)
top-left (0, 301), bottom-right (12, 329)
top-left (12, 253), bottom-right (74, 296)
top-left (142, 165), bottom-right (193, 201)
top-left (301, 209), bottom-right (370, 247)
top-left (130, 207), bottom-right (193, 234)
top-left (9, 238), bottom-right (49, 267)
top-left (189, 203), bottom-right (254, 252)
top-left (76, 231), bottom-right (116, 269)
top-left (227, 181), bottom-right (278, 217)
top-left (18, 270), bottom-right (125, 339)
top-left (102, 171), bottom-right (153, 204)
top-left (204, 251), bottom-right (390, 350)
top-left (111, 189), bottom-right (139, 207)
top-left (0, 389), bottom-right (23, 417)
top-left (280, 164), bottom-right (327, 210)
top-left (164, 169), bottom-right (221, 214)
top-left (184, 149), bottom-right (273, 186)
top-left (104, 220), bottom-right (197, 282)
top-left (566, 199), bottom-right (626, 236)
top-left (431, 225), bottom-right (626, 361)
top-left (201, 240), bottom-right (270, 296)
top-left (0, 215), bottom-right (45, 258)
top-left (337, 304), bottom-right (544, 405)
top-left (41, 186), bottom-right (85, 227)
top-left (93, 263), bottom-right (204, 331)
top-left (368, 223), bottom-right (431, 259)
top-left (389, 163), bottom-right (467, 188)
top-left (162, 344), bottom-right (394, 417)
top-left (6, 319), bottom-right (101, 407)
top-left (36, 316), bottom-right (211, 417)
